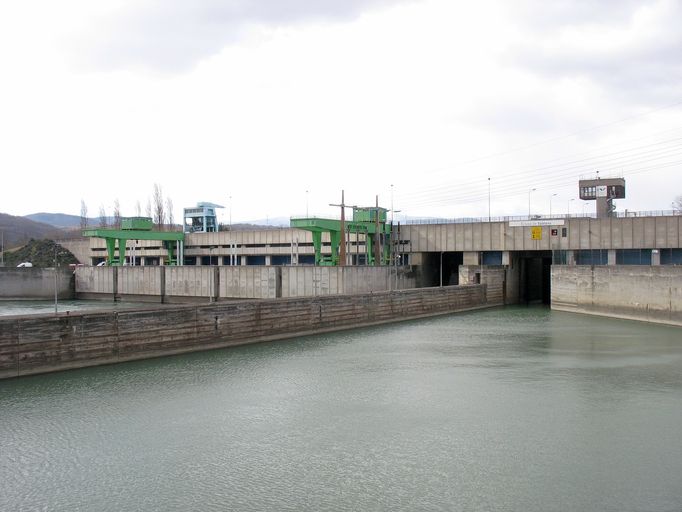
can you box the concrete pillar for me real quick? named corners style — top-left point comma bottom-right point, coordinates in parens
top-left (410, 253), bottom-right (424, 265)
top-left (241, 256), bottom-right (247, 266)
top-left (566, 250), bottom-right (576, 265)
top-left (463, 252), bottom-right (480, 265)
top-left (196, 257), bottom-right (203, 266)
top-left (608, 249), bottom-right (616, 266)
top-left (651, 249), bottom-right (661, 266)
top-left (265, 255), bottom-right (272, 265)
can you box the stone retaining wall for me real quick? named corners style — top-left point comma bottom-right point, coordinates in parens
top-left (0, 285), bottom-right (487, 379)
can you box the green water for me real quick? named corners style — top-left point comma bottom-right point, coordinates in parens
top-left (1, 306), bottom-right (681, 511)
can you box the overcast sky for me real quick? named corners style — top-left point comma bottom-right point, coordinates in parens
top-left (1, 0), bottom-right (681, 223)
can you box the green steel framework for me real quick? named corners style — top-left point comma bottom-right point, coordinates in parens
top-left (82, 217), bottom-right (184, 266)
top-left (290, 207), bottom-right (392, 266)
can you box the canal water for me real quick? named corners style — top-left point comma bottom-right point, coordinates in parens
top-left (1, 306), bottom-right (681, 511)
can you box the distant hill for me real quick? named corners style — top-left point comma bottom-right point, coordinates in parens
top-left (25, 212), bottom-right (103, 229)
top-left (0, 213), bottom-right (66, 249)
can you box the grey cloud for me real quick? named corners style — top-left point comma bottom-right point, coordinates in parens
top-left (77, 0), bottom-right (413, 73)
top-left (506, 0), bottom-right (682, 104)
top-left (463, 100), bottom-right (588, 136)
top-left (510, 0), bottom-right (645, 31)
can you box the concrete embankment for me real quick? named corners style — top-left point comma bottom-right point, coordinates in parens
top-left (552, 265), bottom-right (682, 326)
top-left (0, 284), bottom-right (491, 379)
top-left (0, 268), bottom-right (74, 300)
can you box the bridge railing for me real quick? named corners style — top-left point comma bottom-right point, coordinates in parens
top-left (401, 210), bottom-right (681, 225)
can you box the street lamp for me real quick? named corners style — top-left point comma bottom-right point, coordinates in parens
top-left (549, 193), bottom-right (557, 217)
top-left (528, 188), bottom-right (536, 218)
top-left (488, 177), bottom-right (491, 222)
top-left (390, 184), bottom-right (394, 224)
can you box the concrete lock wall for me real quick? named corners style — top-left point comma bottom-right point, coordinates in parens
top-left (0, 268), bottom-right (74, 300)
top-left (75, 266), bottom-right (417, 301)
top-left (552, 265), bottom-right (682, 326)
top-left (280, 266), bottom-right (415, 297)
top-left (458, 265), bottom-right (507, 305)
top-left (220, 267), bottom-right (278, 299)
top-left (0, 284), bottom-right (488, 379)
top-left (76, 267), bottom-right (115, 295)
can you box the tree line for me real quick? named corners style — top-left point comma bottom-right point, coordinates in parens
top-left (80, 183), bottom-right (178, 231)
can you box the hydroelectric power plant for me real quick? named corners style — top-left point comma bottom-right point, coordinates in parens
top-left (2, 180), bottom-right (682, 511)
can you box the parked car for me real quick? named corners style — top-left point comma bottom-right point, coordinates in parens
top-left (16, 262), bottom-right (33, 268)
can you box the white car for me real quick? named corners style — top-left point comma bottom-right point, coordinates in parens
top-left (17, 262), bottom-right (33, 268)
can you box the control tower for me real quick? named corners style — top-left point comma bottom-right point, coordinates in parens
top-left (579, 176), bottom-right (625, 218)
top-left (183, 202), bottom-right (224, 233)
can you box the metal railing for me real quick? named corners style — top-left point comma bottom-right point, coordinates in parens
top-left (400, 209), bottom-right (681, 225)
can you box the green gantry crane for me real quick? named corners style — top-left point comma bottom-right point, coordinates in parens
top-left (83, 217), bottom-right (184, 266)
top-left (291, 206), bottom-right (392, 266)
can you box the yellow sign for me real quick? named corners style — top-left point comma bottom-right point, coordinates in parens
top-left (531, 226), bottom-right (542, 240)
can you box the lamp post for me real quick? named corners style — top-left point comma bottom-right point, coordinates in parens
top-left (390, 184), bottom-right (394, 224)
top-left (488, 177), bottom-right (491, 222)
top-left (54, 245), bottom-right (58, 315)
top-left (549, 193), bottom-right (557, 217)
top-left (528, 188), bottom-right (536, 218)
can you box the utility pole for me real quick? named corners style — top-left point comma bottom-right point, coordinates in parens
top-left (54, 245), bottom-right (58, 315)
top-left (374, 195), bottom-right (381, 266)
top-left (329, 190), bottom-right (347, 266)
top-left (488, 177), bottom-right (490, 222)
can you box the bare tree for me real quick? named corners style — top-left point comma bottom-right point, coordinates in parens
top-left (146, 198), bottom-right (152, 219)
top-left (113, 199), bottom-right (121, 228)
top-left (80, 200), bottom-right (88, 230)
top-left (135, 200), bottom-right (142, 217)
top-left (98, 205), bottom-right (107, 228)
top-left (166, 197), bottom-right (174, 230)
top-left (152, 183), bottom-right (165, 229)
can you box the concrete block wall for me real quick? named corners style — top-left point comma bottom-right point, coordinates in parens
top-left (458, 265), bottom-right (506, 305)
top-left (0, 284), bottom-right (488, 379)
top-left (75, 265), bottom-right (417, 301)
top-left (165, 267), bottom-right (216, 299)
top-left (401, 215), bottom-right (682, 252)
top-left (0, 268), bottom-right (74, 300)
top-left (220, 267), bottom-right (278, 299)
top-left (552, 265), bottom-right (682, 326)
top-left (118, 267), bottom-right (163, 297)
top-left (76, 267), bottom-right (115, 295)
